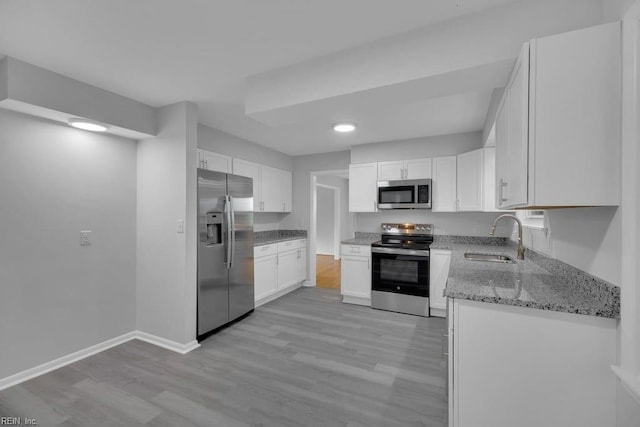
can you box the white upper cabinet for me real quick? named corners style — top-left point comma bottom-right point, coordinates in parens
top-left (496, 22), bottom-right (621, 209)
top-left (377, 158), bottom-right (432, 181)
top-left (232, 158), bottom-right (262, 211)
top-left (481, 147), bottom-right (499, 212)
top-left (198, 149), bottom-right (232, 173)
top-left (281, 169), bottom-right (292, 213)
top-left (432, 156), bottom-right (457, 212)
top-left (349, 163), bottom-right (378, 212)
top-left (456, 149), bottom-right (483, 211)
top-left (260, 165), bottom-right (292, 213)
top-left (377, 161), bottom-right (404, 181)
top-left (404, 158), bottom-right (432, 180)
top-left (456, 147), bottom-right (499, 212)
top-left (231, 158), bottom-right (292, 213)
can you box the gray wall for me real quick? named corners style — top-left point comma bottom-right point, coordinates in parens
top-left (0, 109), bottom-right (136, 379)
top-left (350, 131), bottom-right (483, 163)
top-left (198, 123), bottom-right (293, 231)
top-left (316, 187), bottom-right (335, 254)
top-left (198, 124), bottom-right (293, 171)
top-left (280, 150), bottom-right (351, 231)
top-left (137, 102), bottom-right (198, 345)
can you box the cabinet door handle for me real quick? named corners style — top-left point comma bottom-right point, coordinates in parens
top-left (499, 179), bottom-right (508, 203)
top-left (204, 159), bottom-right (208, 169)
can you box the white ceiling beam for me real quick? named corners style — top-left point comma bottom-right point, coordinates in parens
top-left (245, 0), bottom-right (604, 127)
top-left (0, 57), bottom-right (157, 139)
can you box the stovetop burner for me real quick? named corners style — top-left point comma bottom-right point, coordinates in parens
top-left (371, 223), bottom-right (434, 249)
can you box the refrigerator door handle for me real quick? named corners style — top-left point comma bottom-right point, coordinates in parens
top-left (229, 196), bottom-right (235, 269)
top-left (224, 195), bottom-right (232, 269)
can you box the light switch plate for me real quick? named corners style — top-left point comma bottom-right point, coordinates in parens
top-left (177, 219), bottom-right (184, 234)
top-left (80, 230), bottom-right (92, 246)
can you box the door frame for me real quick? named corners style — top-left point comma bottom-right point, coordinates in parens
top-left (315, 183), bottom-right (341, 259)
top-left (308, 169), bottom-right (349, 287)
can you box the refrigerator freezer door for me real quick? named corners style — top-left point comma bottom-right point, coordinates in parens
top-left (227, 173), bottom-right (255, 321)
top-left (197, 169), bottom-right (229, 336)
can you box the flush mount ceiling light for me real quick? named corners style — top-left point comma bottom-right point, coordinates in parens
top-left (333, 123), bottom-right (356, 133)
top-left (68, 118), bottom-right (108, 132)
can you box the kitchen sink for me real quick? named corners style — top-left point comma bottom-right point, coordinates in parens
top-left (464, 252), bottom-right (516, 264)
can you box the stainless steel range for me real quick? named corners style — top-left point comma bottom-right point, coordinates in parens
top-left (371, 223), bottom-right (433, 317)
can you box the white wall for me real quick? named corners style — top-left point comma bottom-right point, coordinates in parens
top-left (137, 102), bottom-right (198, 346)
top-left (0, 109), bottom-right (136, 379)
top-left (316, 186), bottom-right (335, 254)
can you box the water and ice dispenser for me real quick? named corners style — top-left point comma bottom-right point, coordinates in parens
top-left (202, 212), bottom-right (222, 245)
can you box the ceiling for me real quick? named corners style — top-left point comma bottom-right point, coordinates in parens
top-left (0, 0), bottom-right (572, 155)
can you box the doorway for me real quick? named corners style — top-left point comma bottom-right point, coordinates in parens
top-left (309, 169), bottom-right (353, 290)
top-left (316, 184), bottom-right (340, 289)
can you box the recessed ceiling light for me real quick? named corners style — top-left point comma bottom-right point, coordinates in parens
top-left (68, 118), bottom-right (108, 132)
top-left (333, 123), bottom-right (356, 133)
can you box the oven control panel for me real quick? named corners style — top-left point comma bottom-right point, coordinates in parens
top-left (381, 223), bottom-right (433, 235)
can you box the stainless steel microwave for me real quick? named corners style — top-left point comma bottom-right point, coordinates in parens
top-left (377, 179), bottom-right (432, 209)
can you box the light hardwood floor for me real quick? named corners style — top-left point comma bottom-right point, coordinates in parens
top-left (316, 255), bottom-right (341, 289)
top-left (0, 288), bottom-right (448, 426)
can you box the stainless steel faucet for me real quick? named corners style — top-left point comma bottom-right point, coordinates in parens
top-left (489, 214), bottom-right (525, 260)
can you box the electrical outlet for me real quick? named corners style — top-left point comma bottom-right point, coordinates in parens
top-left (80, 230), bottom-right (92, 246)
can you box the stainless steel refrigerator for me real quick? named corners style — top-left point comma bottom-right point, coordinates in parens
top-left (197, 169), bottom-right (254, 340)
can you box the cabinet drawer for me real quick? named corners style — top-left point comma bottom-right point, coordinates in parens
top-left (278, 239), bottom-right (305, 252)
top-left (341, 244), bottom-right (371, 257)
top-left (254, 244), bottom-right (277, 258)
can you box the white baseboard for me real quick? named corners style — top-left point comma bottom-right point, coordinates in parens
top-left (342, 294), bottom-right (371, 306)
top-left (255, 282), bottom-right (303, 307)
top-left (430, 307), bottom-right (446, 318)
top-left (134, 331), bottom-right (200, 355)
top-left (301, 280), bottom-right (314, 287)
top-left (0, 330), bottom-right (200, 391)
top-left (0, 331), bottom-right (137, 391)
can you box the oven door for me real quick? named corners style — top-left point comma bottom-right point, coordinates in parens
top-left (371, 247), bottom-right (430, 297)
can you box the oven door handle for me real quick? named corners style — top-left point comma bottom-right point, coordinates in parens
top-left (371, 247), bottom-right (430, 257)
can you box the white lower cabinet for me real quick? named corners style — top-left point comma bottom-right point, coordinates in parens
top-left (254, 245), bottom-right (278, 302)
top-left (449, 298), bottom-right (617, 427)
top-left (277, 249), bottom-right (298, 290)
top-left (340, 244), bottom-right (371, 306)
top-left (296, 247), bottom-right (307, 283)
top-left (429, 249), bottom-right (451, 317)
top-left (254, 239), bottom-right (307, 307)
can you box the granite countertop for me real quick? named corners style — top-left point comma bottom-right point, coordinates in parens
top-left (254, 230), bottom-right (307, 246)
top-left (434, 236), bottom-right (620, 319)
top-left (340, 232), bottom-right (381, 246)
